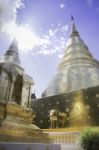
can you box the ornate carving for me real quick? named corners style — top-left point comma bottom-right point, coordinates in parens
top-left (49, 109), bottom-right (59, 128)
top-left (49, 109), bottom-right (67, 128)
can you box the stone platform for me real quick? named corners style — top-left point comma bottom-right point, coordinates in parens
top-left (0, 102), bottom-right (50, 143)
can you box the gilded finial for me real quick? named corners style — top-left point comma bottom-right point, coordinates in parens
top-left (71, 15), bottom-right (74, 21)
top-left (70, 15), bottom-right (79, 37)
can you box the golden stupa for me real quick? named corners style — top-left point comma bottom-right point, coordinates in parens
top-left (42, 17), bottom-right (99, 97)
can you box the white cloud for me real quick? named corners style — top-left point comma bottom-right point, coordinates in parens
top-left (59, 3), bottom-right (66, 9)
top-left (0, 0), bottom-right (24, 31)
top-left (61, 25), bottom-right (68, 32)
top-left (58, 54), bottom-right (63, 58)
top-left (30, 23), bottom-right (68, 57)
top-left (0, 0), bottom-right (68, 57)
top-left (19, 23), bottom-right (68, 56)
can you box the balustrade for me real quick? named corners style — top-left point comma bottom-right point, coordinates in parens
top-left (46, 131), bottom-right (80, 144)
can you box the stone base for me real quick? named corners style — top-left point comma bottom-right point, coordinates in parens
top-left (0, 102), bottom-right (50, 143)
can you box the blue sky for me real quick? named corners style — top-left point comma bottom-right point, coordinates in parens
top-left (0, 0), bottom-right (99, 97)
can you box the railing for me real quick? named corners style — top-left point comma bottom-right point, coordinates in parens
top-left (45, 131), bottom-right (80, 144)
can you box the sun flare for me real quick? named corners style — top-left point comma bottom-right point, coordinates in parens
top-left (15, 26), bottom-right (39, 51)
top-left (4, 22), bottom-right (39, 51)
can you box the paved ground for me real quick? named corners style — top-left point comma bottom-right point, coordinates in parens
top-left (61, 144), bottom-right (83, 150)
top-left (0, 142), bottom-right (84, 150)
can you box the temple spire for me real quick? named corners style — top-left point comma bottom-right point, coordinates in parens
top-left (5, 38), bottom-right (19, 55)
top-left (70, 15), bottom-right (79, 37)
top-left (5, 38), bottom-right (20, 66)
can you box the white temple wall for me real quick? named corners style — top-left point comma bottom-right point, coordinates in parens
top-left (0, 71), bottom-right (9, 101)
top-left (21, 81), bottom-right (31, 107)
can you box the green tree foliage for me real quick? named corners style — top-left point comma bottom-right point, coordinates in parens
top-left (80, 128), bottom-right (99, 150)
